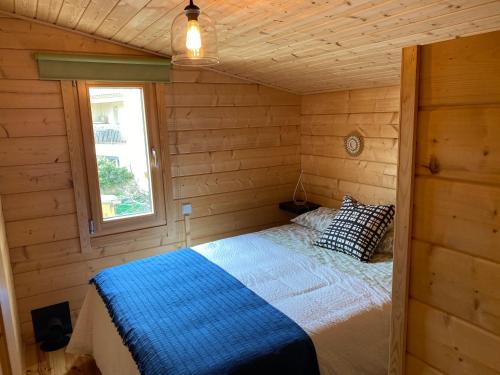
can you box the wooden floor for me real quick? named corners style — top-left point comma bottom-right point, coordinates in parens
top-left (25, 345), bottom-right (100, 375)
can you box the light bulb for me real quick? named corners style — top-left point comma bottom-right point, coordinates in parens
top-left (186, 19), bottom-right (202, 57)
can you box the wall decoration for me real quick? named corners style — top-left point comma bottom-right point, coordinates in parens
top-left (344, 131), bottom-right (364, 157)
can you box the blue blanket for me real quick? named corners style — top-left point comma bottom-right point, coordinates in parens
top-left (91, 248), bottom-right (319, 375)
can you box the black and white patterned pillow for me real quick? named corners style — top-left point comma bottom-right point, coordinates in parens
top-left (314, 196), bottom-right (395, 262)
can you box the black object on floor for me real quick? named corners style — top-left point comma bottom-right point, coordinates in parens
top-left (31, 301), bottom-right (72, 352)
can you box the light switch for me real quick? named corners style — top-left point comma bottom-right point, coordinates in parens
top-left (181, 203), bottom-right (192, 215)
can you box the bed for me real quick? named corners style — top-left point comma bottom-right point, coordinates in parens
top-left (67, 223), bottom-right (393, 374)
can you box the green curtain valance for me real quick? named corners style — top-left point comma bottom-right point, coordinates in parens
top-left (35, 53), bottom-right (171, 82)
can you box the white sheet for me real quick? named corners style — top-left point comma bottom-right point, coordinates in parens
top-left (68, 231), bottom-right (392, 374)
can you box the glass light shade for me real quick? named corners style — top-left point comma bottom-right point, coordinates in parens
top-left (171, 9), bottom-right (219, 66)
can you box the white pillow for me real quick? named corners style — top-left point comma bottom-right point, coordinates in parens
top-left (291, 207), bottom-right (339, 232)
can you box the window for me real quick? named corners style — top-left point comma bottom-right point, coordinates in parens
top-left (78, 82), bottom-right (166, 237)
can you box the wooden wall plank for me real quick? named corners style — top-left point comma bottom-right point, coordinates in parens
top-left (419, 30), bottom-right (500, 107)
top-left (172, 165), bottom-right (299, 200)
top-left (400, 30), bottom-right (500, 375)
top-left (13, 242), bottom-right (179, 299)
top-left (170, 67), bottom-right (252, 85)
top-left (5, 214), bottom-right (79, 248)
top-left (301, 86), bottom-right (400, 114)
top-left (300, 85), bottom-right (400, 210)
top-left (180, 204), bottom-right (290, 241)
top-left (167, 83), bottom-right (300, 107)
top-left (0, 163), bottom-right (73, 194)
top-left (303, 173), bottom-right (397, 205)
top-left (1, 189), bottom-right (75, 222)
top-left (16, 284), bottom-right (89, 325)
top-left (301, 135), bottom-right (398, 164)
top-left (407, 300), bottom-right (500, 375)
top-left (0, 16), bottom-right (145, 55)
top-left (406, 354), bottom-right (444, 375)
top-left (301, 155), bottom-right (397, 189)
top-left (0, 109), bottom-right (66, 138)
top-left (0, 80), bottom-right (62, 109)
top-left (9, 234), bottom-right (170, 275)
top-left (416, 106), bottom-right (500, 185)
top-left (0, 49), bottom-right (39, 79)
top-left (0, 136), bottom-right (69, 166)
top-left (301, 113), bottom-right (399, 138)
top-left (174, 184), bottom-right (294, 221)
top-left (413, 177), bottom-right (500, 263)
top-left (410, 240), bottom-right (500, 336)
top-left (170, 126), bottom-right (299, 154)
top-left (170, 146), bottom-right (299, 177)
top-left (167, 106), bottom-right (300, 131)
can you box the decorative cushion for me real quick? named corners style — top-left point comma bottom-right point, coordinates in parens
top-left (314, 196), bottom-right (395, 262)
top-left (291, 207), bottom-right (339, 232)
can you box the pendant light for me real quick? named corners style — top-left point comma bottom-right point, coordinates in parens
top-left (171, 0), bottom-right (219, 66)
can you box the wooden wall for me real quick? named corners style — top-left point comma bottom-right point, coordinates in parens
top-left (0, 197), bottom-right (22, 374)
top-left (300, 86), bottom-right (400, 207)
top-left (0, 15), bottom-right (300, 344)
top-left (167, 71), bottom-right (300, 242)
top-left (404, 31), bottom-right (500, 374)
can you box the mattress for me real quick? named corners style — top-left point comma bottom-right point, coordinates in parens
top-left (67, 223), bottom-right (393, 374)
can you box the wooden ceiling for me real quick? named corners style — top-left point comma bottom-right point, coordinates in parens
top-left (1, 0), bottom-right (500, 93)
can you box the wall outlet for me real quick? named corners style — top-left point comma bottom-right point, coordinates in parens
top-left (181, 203), bottom-right (192, 216)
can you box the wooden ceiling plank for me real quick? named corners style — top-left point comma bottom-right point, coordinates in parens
top-left (76, 0), bottom-right (120, 34)
top-left (94, 0), bottom-right (151, 39)
top-left (56, 0), bottom-right (91, 29)
top-left (14, 0), bottom-right (35, 17)
top-left (268, 0), bottom-right (475, 45)
top-left (224, 3), bottom-right (500, 80)
top-left (0, 0), bottom-right (14, 12)
top-left (215, 0), bottom-right (443, 53)
top-left (132, 0), bottom-right (217, 50)
top-left (215, 0), bottom-right (490, 61)
top-left (146, 0), bottom-right (387, 53)
top-left (216, 0), bottom-right (384, 45)
top-left (35, 0), bottom-right (64, 23)
top-left (2, 0), bottom-right (500, 92)
top-left (111, 0), bottom-right (181, 44)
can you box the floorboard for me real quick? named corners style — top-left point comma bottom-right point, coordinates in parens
top-left (25, 344), bottom-right (100, 375)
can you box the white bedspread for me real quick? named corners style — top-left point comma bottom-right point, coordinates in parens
top-left (68, 231), bottom-right (392, 374)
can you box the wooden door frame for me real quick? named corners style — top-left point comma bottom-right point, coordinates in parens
top-left (388, 45), bottom-right (420, 375)
top-left (0, 197), bottom-right (23, 375)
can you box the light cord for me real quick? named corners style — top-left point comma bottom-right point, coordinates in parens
top-left (293, 170), bottom-right (307, 205)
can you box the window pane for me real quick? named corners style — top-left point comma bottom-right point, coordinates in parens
top-left (89, 87), bottom-right (154, 220)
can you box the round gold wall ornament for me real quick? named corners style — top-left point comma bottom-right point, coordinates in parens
top-left (344, 131), bottom-right (364, 157)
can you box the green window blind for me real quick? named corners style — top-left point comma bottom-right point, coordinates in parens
top-left (35, 53), bottom-right (171, 82)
